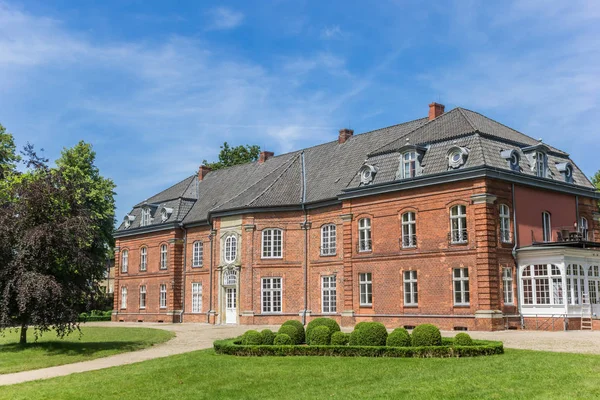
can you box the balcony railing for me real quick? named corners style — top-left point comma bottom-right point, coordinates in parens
top-left (557, 227), bottom-right (589, 242)
top-left (357, 239), bottom-right (372, 252)
top-left (449, 229), bottom-right (468, 244)
top-left (401, 234), bottom-right (417, 248)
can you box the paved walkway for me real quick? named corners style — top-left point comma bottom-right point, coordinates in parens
top-left (1, 322), bottom-right (600, 386)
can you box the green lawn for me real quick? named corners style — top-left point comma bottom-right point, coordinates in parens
top-left (0, 326), bottom-right (174, 374)
top-left (3, 348), bottom-right (600, 399)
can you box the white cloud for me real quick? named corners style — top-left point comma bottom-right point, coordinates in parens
top-left (206, 7), bottom-right (244, 31)
top-left (320, 25), bottom-right (343, 39)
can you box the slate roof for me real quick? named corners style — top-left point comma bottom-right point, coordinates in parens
top-left (116, 107), bottom-right (596, 234)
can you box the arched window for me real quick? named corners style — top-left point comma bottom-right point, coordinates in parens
top-left (140, 247), bottom-right (147, 271)
top-left (499, 204), bottom-right (511, 243)
top-left (223, 269), bottom-right (237, 286)
top-left (450, 205), bottom-right (467, 244)
top-left (542, 212), bottom-right (552, 242)
top-left (401, 212), bottom-right (416, 248)
top-left (358, 218), bottom-right (372, 252)
top-left (567, 264), bottom-right (585, 305)
top-left (535, 151), bottom-right (547, 178)
top-left (580, 217), bottom-right (589, 240)
top-left (321, 224), bottom-right (336, 256)
top-left (192, 241), bottom-right (203, 267)
top-left (262, 229), bottom-right (283, 258)
top-left (224, 235), bottom-right (237, 263)
top-left (402, 151), bottom-right (417, 179)
top-left (121, 250), bottom-right (129, 273)
top-left (160, 244), bottom-right (168, 270)
top-left (521, 264), bottom-right (563, 305)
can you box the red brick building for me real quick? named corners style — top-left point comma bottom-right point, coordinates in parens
top-left (113, 103), bottom-right (600, 331)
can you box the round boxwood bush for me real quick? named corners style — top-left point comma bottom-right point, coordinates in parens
top-left (278, 325), bottom-right (301, 345)
top-left (308, 326), bottom-right (331, 345)
top-left (348, 322), bottom-right (388, 346)
top-left (386, 328), bottom-right (411, 347)
top-left (273, 333), bottom-right (293, 345)
top-left (306, 318), bottom-right (340, 344)
top-left (281, 320), bottom-right (306, 344)
top-left (454, 332), bottom-right (473, 346)
top-left (330, 331), bottom-right (349, 346)
top-left (261, 329), bottom-right (276, 345)
top-left (411, 324), bottom-right (442, 347)
top-left (241, 330), bottom-right (263, 345)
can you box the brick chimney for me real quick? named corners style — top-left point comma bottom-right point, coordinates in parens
top-left (428, 102), bottom-right (445, 120)
top-left (198, 165), bottom-right (211, 181)
top-left (338, 128), bottom-right (354, 144)
top-left (259, 151), bottom-right (274, 164)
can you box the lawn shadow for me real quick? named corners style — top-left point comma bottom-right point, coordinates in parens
top-left (0, 340), bottom-right (154, 356)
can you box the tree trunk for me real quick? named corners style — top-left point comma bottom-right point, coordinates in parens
top-left (19, 324), bottom-right (27, 345)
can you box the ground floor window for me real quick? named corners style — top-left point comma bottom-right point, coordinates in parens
top-left (589, 266), bottom-right (600, 305)
top-left (453, 268), bottom-right (470, 305)
top-left (159, 284), bottom-right (167, 309)
top-left (359, 273), bottom-right (372, 306)
top-left (192, 283), bottom-right (202, 313)
top-left (567, 264), bottom-right (585, 305)
top-left (262, 277), bottom-right (282, 313)
top-left (322, 275), bottom-right (337, 313)
top-left (121, 286), bottom-right (127, 309)
top-left (522, 264), bottom-right (563, 305)
top-left (502, 267), bottom-right (514, 305)
top-left (403, 270), bottom-right (418, 306)
top-left (139, 285), bottom-right (146, 309)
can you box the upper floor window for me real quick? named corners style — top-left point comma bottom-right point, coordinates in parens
top-left (224, 235), bottom-right (237, 263)
top-left (499, 204), bottom-right (511, 243)
top-left (160, 244), bottom-right (168, 270)
top-left (402, 151), bottom-right (417, 179)
top-left (140, 247), bottom-right (147, 271)
top-left (262, 229), bottom-right (283, 259)
top-left (401, 212), bottom-right (416, 248)
top-left (141, 207), bottom-right (151, 227)
top-left (192, 241), bottom-right (203, 267)
top-left (535, 151), bottom-right (547, 178)
top-left (542, 212), bottom-right (552, 242)
top-left (121, 250), bottom-right (129, 273)
top-left (580, 217), bottom-right (589, 240)
top-left (358, 218), bottom-right (372, 252)
top-left (321, 224), bottom-right (337, 256)
top-left (450, 205), bottom-right (468, 244)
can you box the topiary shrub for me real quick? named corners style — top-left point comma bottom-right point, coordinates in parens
top-left (241, 330), bottom-right (263, 345)
top-left (281, 320), bottom-right (306, 344)
top-left (278, 325), bottom-right (301, 345)
top-left (411, 324), bottom-right (442, 347)
top-left (273, 333), bottom-right (293, 345)
top-left (261, 329), bottom-right (276, 345)
top-left (308, 326), bottom-right (331, 345)
top-left (454, 332), bottom-right (473, 346)
top-left (306, 318), bottom-right (340, 344)
top-left (348, 322), bottom-right (388, 346)
top-left (353, 322), bottom-right (368, 331)
top-left (386, 328), bottom-right (411, 347)
top-left (330, 331), bottom-right (349, 346)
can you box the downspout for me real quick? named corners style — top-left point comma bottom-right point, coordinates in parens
top-left (301, 151), bottom-right (308, 325)
top-left (511, 183), bottom-right (522, 328)
top-left (180, 223), bottom-right (187, 323)
top-left (575, 195), bottom-right (580, 231)
top-left (208, 222), bottom-right (214, 324)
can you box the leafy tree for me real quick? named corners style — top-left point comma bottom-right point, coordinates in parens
top-left (0, 124), bottom-right (20, 180)
top-left (202, 142), bottom-right (261, 170)
top-left (0, 140), bottom-right (114, 344)
top-left (592, 170), bottom-right (600, 191)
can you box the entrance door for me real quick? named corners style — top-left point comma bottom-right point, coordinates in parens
top-left (225, 287), bottom-right (237, 324)
top-left (588, 265), bottom-right (600, 316)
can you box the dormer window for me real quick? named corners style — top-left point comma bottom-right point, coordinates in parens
top-left (556, 162), bottom-right (574, 183)
top-left (500, 149), bottom-right (520, 172)
top-left (359, 165), bottom-right (378, 185)
top-left (123, 214), bottom-right (135, 229)
top-left (535, 151), bottom-right (547, 178)
top-left (447, 146), bottom-right (469, 169)
top-left (141, 207), bottom-right (151, 227)
top-left (160, 207), bottom-right (173, 223)
top-left (402, 151), bottom-right (417, 179)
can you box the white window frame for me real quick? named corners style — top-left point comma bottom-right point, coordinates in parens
top-left (358, 218), bottom-right (372, 252)
top-left (139, 285), bottom-right (146, 309)
top-left (580, 217), bottom-right (589, 240)
top-left (359, 272), bottom-right (372, 306)
top-left (140, 247), bottom-right (147, 271)
top-left (402, 151), bottom-right (418, 179)
top-left (192, 283), bottom-right (202, 313)
top-left (261, 277), bottom-right (282, 314)
top-left (542, 212), bottom-right (552, 242)
top-left (121, 250), bottom-right (128, 273)
top-left (141, 207), bottom-right (151, 226)
top-left (403, 270), bottom-right (418, 306)
top-left (224, 235), bottom-right (238, 264)
top-left (401, 212), bottom-right (417, 248)
top-left (521, 264), bottom-right (563, 306)
top-left (321, 275), bottom-right (337, 314)
top-left (499, 204), bottom-right (511, 243)
top-left (262, 229), bottom-right (283, 259)
top-left (321, 224), bottom-right (337, 256)
top-left (121, 286), bottom-right (127, 309)
top-left (450, 205), bottom-right (468, 244)
top-left (502, 267), bottom-right (514, 305)
top-left (192, 241), bottom-right (203, 267)
top-left (453, 268), bottom-right (470, 306)
top-left (567, 264), bottom-right (585, 305)
top-left (159, 284), bottom-right (167, 309)
top-left (160, 244), bottom-right (168, 270)
top-left (535, 151), bottom-right (547, 178)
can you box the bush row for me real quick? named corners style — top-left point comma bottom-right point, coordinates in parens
top-left (79, 310), bottom-right (112, 322)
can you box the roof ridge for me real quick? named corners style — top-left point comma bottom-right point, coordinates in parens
top-left (134, 174), bottom-right (196, 207)
top-left (457, 107), bottom-right (477, 132)
top-left (458, 107), bottom-right (537, 143)
top-left (474, 133), bottom-right (487, 165)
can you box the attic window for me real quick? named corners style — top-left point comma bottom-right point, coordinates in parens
top-left (360, 165), bottom-right (378, 185)
top-left (535, 151), bottom-right (547, 178)
top-left (447, 146), bottom-right (469, 169)
top-left (500, 149), bottom-right (520, 172)
top-left (123, 214), bottom-right (135, 229)
top-left (160, 207), bottom-right (173, 223)
top-left (402, 151), bottom-right (418, 179)
top-left (141, 207), bottom-right (151, 227)
top-left (556, 162), bottom-right (574, 183)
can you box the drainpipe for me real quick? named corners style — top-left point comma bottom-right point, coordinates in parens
top-left (511, 183), bottom-right (522, 328)
top-left (208, 223), bottom-right (214, 324)
top-left (180, 223), bottom-right (187, 323)
top-left (301, 151), bottom-right (308, 325)
top-left (575, 195), bottom-right (580, 232)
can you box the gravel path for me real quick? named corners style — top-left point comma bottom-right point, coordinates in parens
top-left (1, 322), bottom-right (599, 386)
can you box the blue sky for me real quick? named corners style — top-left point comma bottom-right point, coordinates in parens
top-left (1, 1), bottom-right (599, 221)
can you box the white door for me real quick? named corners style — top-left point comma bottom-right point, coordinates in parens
top-left (588, 266), bottom-right (600, 316)
top-left (225, 287), bottom-right (237, 324)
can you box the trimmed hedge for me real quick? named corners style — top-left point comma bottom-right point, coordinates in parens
top-left (273, 333), bottom-right (292, 345)
top-left (412, 324), bottom-right (442, 347)
top-left (214, 338), bottom-right (504, 358)
top-left (308, 326), bottom-right (331, 345)
top-left (278, 325), bottom-right (301, 345)
top-left (330, 331), bottom-right (349, 346)
top-left (78, 310), bottom-right (112, 322)
top-left (281, 320), bottom-right (305, 344)
top-left (260, 329), bottom-right (276, 345)
top-left (349, 322), bottom-right (388, 346)
top-left (386, 328), bottom-right (411, 347)
top-left (306, 318), bottom-right (340, 344)
top-left (241, 330), bottom-right (263, 345)
top-left (454, 333), bottom-right (473, 346)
